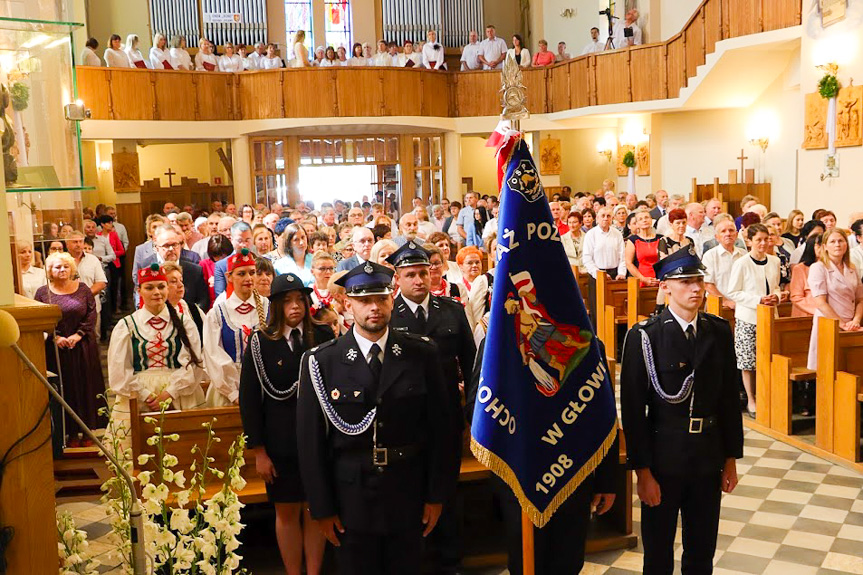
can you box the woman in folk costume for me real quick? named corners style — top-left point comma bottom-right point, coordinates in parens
top-left (203, 248), bottom-right (269, 406)
top-left (239, 273), bottom-right (334, 575)
top-left (107, 264), bottom-right (205, 432)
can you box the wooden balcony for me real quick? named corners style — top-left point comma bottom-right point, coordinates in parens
top-left (76, 0), bottom-right (801, 122)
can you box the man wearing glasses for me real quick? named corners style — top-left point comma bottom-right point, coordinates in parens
top-left (213, 221), bottom-right (255, 297)
top-left (336, 226), bottom-right (376, 272)
top-left (138, 224), bottom-right (209, 310)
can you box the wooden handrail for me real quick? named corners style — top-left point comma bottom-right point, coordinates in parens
top-left (76, 0), bottom-right (802, 122)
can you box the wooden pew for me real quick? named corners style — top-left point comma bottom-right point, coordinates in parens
top-left (572, 266), bottom-right (590, 310)
top-left (596, 271), bottom-right (629, 361)
top-left (815, 317), bottom-right (863, 461)
top-left (704, 294), bottom-right (734, 324)
top-left (626, 277), bottom-right (659, 328)
top-left (754, 305), bottom-right (815, 434)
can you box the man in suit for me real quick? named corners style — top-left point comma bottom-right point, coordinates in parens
top-left (297, 262), bottom-right (456, 575)
top-left (213, 221), bottom-right (254, 297)
top-left (133, 215), bottom-right (200, 288)
top-left (648, 188), bottom-right (669, 222)
top-left (387, 242), bottom-right (475, 574)
top-left (620, 247), bottom-right (743, 575)
top-left (335, 225), bottom-right (375, 272)
top-left (138, 224), bottom-right (209, 310)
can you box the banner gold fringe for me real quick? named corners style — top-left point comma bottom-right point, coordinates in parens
top-left (470, 423), bottom-right (618, 529)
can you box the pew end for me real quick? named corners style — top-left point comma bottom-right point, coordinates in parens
top-left (834, 371), bottom-right (862, 463)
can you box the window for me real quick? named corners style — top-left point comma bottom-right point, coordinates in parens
top-left (324, 0), bottom-right (352, 50)
top-left (285, 0), bottom-right (313, 58)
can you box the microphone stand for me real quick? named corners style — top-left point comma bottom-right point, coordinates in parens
top-left (8, 343), bottom-right (149, 574)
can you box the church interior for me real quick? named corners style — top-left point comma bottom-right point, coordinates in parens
top-left (1, 0), bottom-right (862, 573)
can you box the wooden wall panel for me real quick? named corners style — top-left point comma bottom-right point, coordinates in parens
top-left (336, 69), bottom-right (383, 116)
top-left (666, 36), bottom-right (686, 98)
top-left (381, 70), bottom-right (423, 115)
top-left (685, 11), bottom-right (705, 79)
top-left (570, 58), bottom-right (591, 109)
top-left (704, 0), bottom-right (723, 53)
top-left (762, 0), bottom-right (801, 31)
top-left (154, 73), bottom-right (197, 120)
top-left (109, 69), bottom-right (156, 120)
top-left (421, 72), bottom-right (451, 117)
top-left (630, 46), bottom-right (665, 102)
top-left (594, 51), bottom-right (630, 105)
top-left (195, 73), bottom-right (235, 120)
top-left (239, 72), bottom-right (283, 119)
top-left (284, 69), bottom-right (337, 117)
top-left (727, 0), bottom-right (760, 37)
top-left (456, 72), bottom-right (499, 117)
top-left (522, 68), bottom-right (549, 114)
top-left (549, 64), bottom-right (570, 113)
top-left (76, 67), bottom-right (112, 120)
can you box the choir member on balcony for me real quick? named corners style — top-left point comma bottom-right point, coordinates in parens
top-left (312, 46), bottom-right (326, 66)
top-left (237, 45), bottom-right (252, 70)
top-left (581, 27), bottom-right (605, 55)
top-left (150, 33), bottom-right (173, 69)
top-left (81, 37), bottom-right (101, 66)
top-left (336, 45), bottom-right (348, 65)
top-left (195, 39), bottom-right (218, 71)
top-left (422, 30), bottom-right (447, 70)
top-left (461, 30), bottom-right (482, 70)
top-left (348, 42), bottom-right (366, 66)
top-left (219, 43), bottom-right (244, 72)
top-left (247, 42), bottom-right (266, 69)
top-left (291, 31), bottom-right (311, 67)
top-left (169, 35), bottom-right (193, 70)
top-left (556, 41), bottom-right (572, 62)
top-left (260, 43), bottom-right (284, 69)
top-left (372, 39), bottom-right (390, 66)
top-left (478, 24), bottom-right (507, 70)
top-left (125, 34), bottom-right (148, 68)
top-left (319, 46), bottom-right (339, 67)
top-left (104, 34), bottom-right (131, 68)
top-left (532, 39), bottom-right (555, 66)
top-left (399, 40), bottom-right (422, 68)
top-left (611, 9), bottom-right (642, 48)
top-left (507, 34), bottom-right (530, 67)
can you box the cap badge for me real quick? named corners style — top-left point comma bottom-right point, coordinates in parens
top-left (392, 343), bottom-right (402, 356)
top-left (286, 274), bottom-right (295, 282)
top-left (364, 262), bottom-right (374, 274)
top-left (353, 390), bottom-right (361, 397)
top-left (346, 348), bottom-right (358, 361)
top-left (331, 389), bottom-right (341, 400)
top-left (409, 241), bottom-right (416, 249)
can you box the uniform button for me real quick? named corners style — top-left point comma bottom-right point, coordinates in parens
top-left (377, 421), bottom-right (383, 429)
top-left (375, 466), bottom-right (384, 473)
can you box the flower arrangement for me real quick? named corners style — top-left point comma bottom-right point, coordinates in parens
top-left (9, 82), bottom-right (29, 112)
top-left (817, 63), bottom-right (840, 99)
top-left (622, 150), bottom-right (636, 169)
top-left (93, 399), bottom-right (249, 574)
top-left (57, 511), bottom-right (101, 575)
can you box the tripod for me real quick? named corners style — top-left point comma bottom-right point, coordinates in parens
top-left (599, 3), bottom-right (617, 50)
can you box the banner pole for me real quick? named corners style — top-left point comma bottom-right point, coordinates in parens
top-left (522, 511), bottom-right (535, 575)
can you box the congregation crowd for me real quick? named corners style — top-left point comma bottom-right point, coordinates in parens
top-left (79, 10), bottom-right (644, 73)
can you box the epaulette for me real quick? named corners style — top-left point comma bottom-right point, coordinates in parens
top-left (402, 332), bottom-right (436, 346)
top-left (308, 338), bottom-right (338, 354)
top-left (700, 311), bottom-right (730, 325)
top-left (635, 314), bottom-right (661, 329)
top-left (435, 295), bottom-right (463, 306)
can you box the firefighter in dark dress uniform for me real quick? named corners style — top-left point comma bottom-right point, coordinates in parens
top-left (239, 273), bottom-right (335, 574)
top-left (296, 261), bottom-right (457, 575)
top-left (620, 247), bottom-right (744, 575)
top-left (386, 241), bottom-right (476, 574)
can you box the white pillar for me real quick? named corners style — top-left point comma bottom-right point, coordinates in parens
top-left (444, 132), bottom-right (461, 200)
top-left (0, 163), bottom-right (15, 305)
top-left (231, 137), bottom-right (253, 206)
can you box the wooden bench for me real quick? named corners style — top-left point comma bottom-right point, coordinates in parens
top-left (596, 271), bottom-right (629, 362)
top-left (626, 277), bottom-right (659, 328)
top-left (754, 304), bottom-right (815, 434)
top-left (705, 294), bottom-right (735, 324)
top-left (815, 317), bottom-right (863, 462)
top-left (573, 266), bottom-right (590, 310)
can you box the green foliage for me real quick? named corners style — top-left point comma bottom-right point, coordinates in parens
top-left (818, 73), bottom-right (840, 99)
top-left (9, 82), bottom-right (29, 112)
top-left (622, 150), bottom-right (636, 168)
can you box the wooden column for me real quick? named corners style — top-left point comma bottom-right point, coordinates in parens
top-left (399, 135), bottom-right (415, 212)
top-left (0, 296), bottom-right (61, 574)
top-left (285, 136), bottom-right (301, 208)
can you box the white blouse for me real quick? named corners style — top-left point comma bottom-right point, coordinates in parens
top-left (125, 48), bottom-right (148, 68)
top-left (399, 52), bottom-right (423, 68)
top-left (422, 43), bottom-right (445, 69)
top-left (194, 51), bottom-right (218, 71)
top-left (725, 253), bottom-right (782, 324)
top-left (218, 54), bottom-right (244, 72)
top-left (149, 46), bottom-right (172, 70)
top-left (291, 43), bottom-right (309, 67)
top-left (202, 292), bottom-right (269, 403)
top-left (107, 306), bottom-right (201, 399)
top-left (170, 47), bottom-right (193, 70)
top-left (80, 47), bottom-right (101, 67)
top-left (104, 48), bottom-right (132, 68)
top-left (20, 266), bottom-right (47, 300)
top-left (319, 59), bottom-right (339, 67)
top-left (507, 48), bottom-right (531, 67)
top-left (347, 56), bottom-right (368, 66)
top-left (259, 55), bottom-right (284, 69)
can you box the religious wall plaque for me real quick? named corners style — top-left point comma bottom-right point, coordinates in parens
top-left (112, 149), bottom-right (141, 192)
top-left (802, 92), bottom-right (829, 149)
top-left (539, 137), bottom-right (562, 175)
top-left (636, 140), bottom-right (650, 176)
top-left (617, 144), bottom-right (634, 176)
top-left (820, 0), bottom-right (846, 27)
top-left (835, 85), bottom-right (862, 148)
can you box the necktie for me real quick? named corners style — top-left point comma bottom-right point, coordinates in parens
top-left (685, 324), bottom-right (696, 360)
top-left (289, 328), bottom-right (302, 353)
top-left (368, 343), bottom-right (382, 381)
top-left (416, 306), bottom-right (427, 330)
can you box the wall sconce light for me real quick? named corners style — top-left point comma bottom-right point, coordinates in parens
top-left (746, 109), bottom-right (778, 154)
top-left (597, 147), bottom-right (613, 161)
top-left (749, 137), bottom-right (769, 152)
top-left (560, 8), bottom-right (575, 18)
top-left (99, 161), bottom-right (112, 172)
top-left (64, 99), bottom-right (90, 121)
top-left (597, 134), bottom-right (616, 162)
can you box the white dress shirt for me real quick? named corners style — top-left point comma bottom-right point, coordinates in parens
top-left (76, 253), bottom-right (107, 312)
top-left (104, 48), bottom-right (132, 68)
top-left (353, 328), bottom-right (388, 365)
top-left (581, 40), bottom-right (605, 55)
top-left (612, 21), bottom-right (642, 48)
top-left (21, 266), bottom-right (47, 300)
top-left (655, 214), bottom-right (672, 236)
top-left (195, 51), bottom-right (218, 71)
top-left (203, 292), bottom-right (269, 404)
top-left (260, 55), bottom-right (284, 69)
top-left (347, 56), bottom-right (368, 66)
top-left (170, 47), bottom-right (193, 70)
top-left (372, 52), bottom-right (391, 67)
top-left (112, 221), bottom-right (129, 250)
top-left (149, 46), bottom-right (171, 69)
top-left (246, 52), bottom-right (264, 70)
top-left (582, 225), bottom-right (626, 278)
top-left (686, 225), bottom-right (709, 258)
top-left (422, 43), bottom-right (446, 69)
top-left (850, 244), bottom-right (863, 281)
top-left (668, 305), bottom-right (698, 336)
top-left (461, 42), bottom-right (482, 70)
top-left (398, 52), bottom-right (423, 68)
top-left (218, 54), bottom-right (244, 72)
top-left (480, 37), bottom-right (508, 69)
top-left (81, 47), bottom-right (101, 67)
top-left (702, 244), bottom-right (746, 298)
top-left (126, 48), bottom-right (148, 68)
top-left (402, 294), bottom-right (430, 319)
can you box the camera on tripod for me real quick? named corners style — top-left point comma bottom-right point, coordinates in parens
top-left (599, 8), bottom-right (612, 16)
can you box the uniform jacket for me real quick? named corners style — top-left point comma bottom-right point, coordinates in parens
top-left (619, 309), bottom-right (744, 476)
top-left (390, 293), bottom-right (476, 431)
top-left (297, 328), bottom-right (455, 533)
top-left (239, 324), bottom-right (334, 458)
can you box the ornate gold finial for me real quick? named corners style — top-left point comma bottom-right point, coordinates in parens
top-left (501, 54), bottom-right (529, 121)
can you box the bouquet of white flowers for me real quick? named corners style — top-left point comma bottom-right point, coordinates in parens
top-left (57, 511), bottom-right (101, 575)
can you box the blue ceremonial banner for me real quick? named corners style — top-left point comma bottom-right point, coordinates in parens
top-left (470, 137), bottom-right (618, 527)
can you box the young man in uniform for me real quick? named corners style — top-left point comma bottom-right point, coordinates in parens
top-left (620, 247), bottom-right (744, 575)
top-left (387, 241), bottom-right (476, 574)
top-left (297, 261), bottom-right (457, 575)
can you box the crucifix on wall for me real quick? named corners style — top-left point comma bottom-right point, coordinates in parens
top-left (164, 168), bottom-right (177, 187)
top-left (736, 149), bottom-right (748, 176)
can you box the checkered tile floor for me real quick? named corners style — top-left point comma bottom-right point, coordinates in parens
top-left (58, 428), bottom-right (863, 574)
